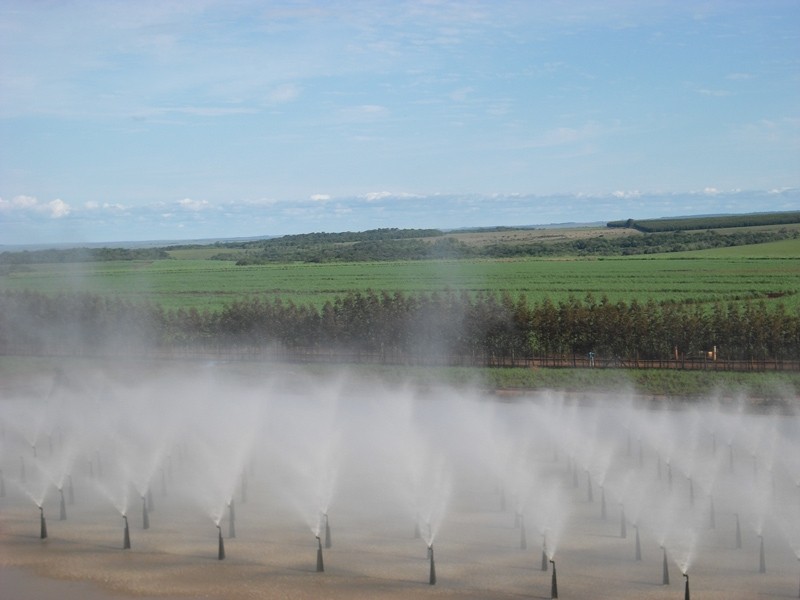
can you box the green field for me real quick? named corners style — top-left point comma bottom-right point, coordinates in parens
top-left (1, 238), bottom-right (798, 312)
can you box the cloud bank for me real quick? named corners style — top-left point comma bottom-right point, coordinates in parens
top-left (1, 188), bottom-right (796, 246)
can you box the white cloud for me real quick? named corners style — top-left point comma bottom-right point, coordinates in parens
top-left (177, 198), bottom-right (210, 211)
top-left (0, 194), bottom-right (70, 217)
top-left (611, 190), bottom-right (641, 199)
top-left (363, 191), bottom-right (393, 202)
top-left (361, 191), bottom-right (421, 202)
top-left (266, 83), bottom-right (300, 104)
top-left (310, 194), bottom-right (331, 202)
top-left (47, 198), bottom-right (71, 218)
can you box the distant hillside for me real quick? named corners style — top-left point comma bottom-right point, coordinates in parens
top-left (2, 213), bottom-right (798, 265)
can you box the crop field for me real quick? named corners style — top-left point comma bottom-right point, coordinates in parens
top-left (1, 238), bottom-right (798, 312)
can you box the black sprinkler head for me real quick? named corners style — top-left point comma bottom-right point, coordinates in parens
top-left (316, 535), bottom-right (324, 572)
top-left (217, 524), bottom-right (225, 560)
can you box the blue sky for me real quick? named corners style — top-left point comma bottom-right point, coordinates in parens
top-left (1, 1), bottom-right (798, 245)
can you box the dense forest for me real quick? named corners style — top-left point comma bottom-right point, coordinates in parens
top-left (2, 289), bottom-right (797, 365)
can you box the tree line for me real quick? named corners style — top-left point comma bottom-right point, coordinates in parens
top-left (2, 290), bottom-right (798, 364)
top-left (0, 247), bottom-right (168, 265)
top-left (607, 211), bottom-right (800, 233)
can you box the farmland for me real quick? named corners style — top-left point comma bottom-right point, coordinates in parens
top-left (0, 238), bottom-right (797, 312)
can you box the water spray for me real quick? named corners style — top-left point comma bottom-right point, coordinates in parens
top-left (709, 495), bottom-right (715, 529)
top-left (123, 515), bottom-right (131, 549)
top-left (429, 544), bottom-right (436, 585)
top-left (316, 536), bottom-right (324, 572)
top-left (39, 505), bottom-right (47, 539)
top-left (550, 559), bottom-right (558, 598)
top-left (59, 487), bottom-right (66, 520)
top-left (541, 535), bottom-right (548, 571)
top-left (228, 500), bottom-right (236, 539)
top-left (729, 443), bottom-right (734, 473)
top-left (734, 513), bottom-right (742, 549)
top-left (217, 525), bottom-right (225, 560)
top-left (324, 513), bottom-right (331, 549)
top-left (759, 534), bottom-right (766, 573)
top-left (141, 496), bottom-right (149, 530)
top-left (626, 429), bottom-right (631, 457)
top-left (586, 470), bottom-right (593, 502)
top-left (684, 572), bottom-right (690, 600)
top-left (600, 485), bottom-right (606, 520)
top-left (638, 438), bottom-right (643, 469)
top-left (662, 546), bottom-right (670, 585)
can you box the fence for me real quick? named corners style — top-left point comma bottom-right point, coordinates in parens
top-left (3, 343), bottom-right (799, 372)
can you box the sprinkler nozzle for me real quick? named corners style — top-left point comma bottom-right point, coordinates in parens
top-left (550, 559), bottom-right (558, 599)
top-left (316, 535), bottom-right (324, 572)
top-left (123, 515), bottom-right (131, 549)
top-left (39, 505), bottom-right (47, 539)
top-left (228, 500), bottom-right (236, 539)
top-left (429, 544), bottom-right (436, 585)
top-left (217, 525), bottom-right (225, 560)
top-left (684, 572), bottom-right (690, 600)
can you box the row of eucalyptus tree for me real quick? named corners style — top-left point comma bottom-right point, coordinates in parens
top-left (1, 290), bottom-right (798, 364)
